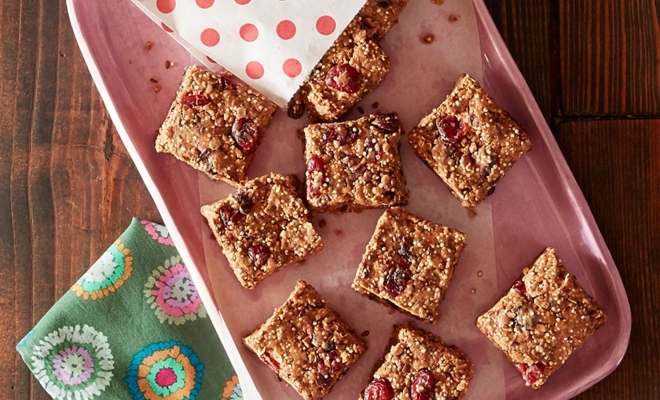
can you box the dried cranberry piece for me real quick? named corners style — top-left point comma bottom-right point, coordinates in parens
top-left (516, 362), bottom-right (544, 385)
top-left (306, 155), bottom-right (325, 198)
top-left (219, 206), bottom-right (244, 227)
top-left (317, 361), bottom-right (332, 388)
top-left (398, 236), bottom-right (413, 259)
top-left (248, 243), bottom-right (271, 267)
top-left (231, 118), bottom-right (259, 153)
top-left (317, 351), bottom-right (343, 379)
top-left (199, 147), bottom-right (212, 161)
top-left (233, 190), bottom-right (254, 215)
top-left (437, 115), bottom-right (467, 146)
top-left (328, 350), bottom-right (343, 373)
top-left (180, 94), bottom-right (210, 106)
top-left (410, 368), bottom-right (435, 400)
top-left (512, 279), bottom-right (526, 295)
top-left (363, 378), bottom-right (394, 400)
top-left (384, 259), bottom-right (412, 297)
top-left (325, 64), bottom-right (360, 93)
top-left (370, 114), bottom-right (399, 133)
top-left (260, 352), bottom-right (280, 372)
top-left (323, 125), bottom-right (359, 145)
top-left (307, 155), bottom-right (325, 174)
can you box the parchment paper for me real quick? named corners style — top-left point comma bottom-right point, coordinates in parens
top-left (196, 0), bottom-right (506, 398)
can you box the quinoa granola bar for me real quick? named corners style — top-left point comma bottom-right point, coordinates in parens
top-left (288, 23), bottom-right (390, 122)
top-left (302, 113), bottom-right (409, 214)
top-left (352, 207), bottom-right (466, 323)
top-left (360, 325), bottom-right (473, 400)
top-left (200, 174), bottom-right (322, 289)
top-left (476, 247), bottom-right (607, 389)
top-left (244, 280), bottom-right (367, 400)
top-left (357, 0), bottom-right (410, 40)
top-left (408, 74), bottom-right (532, 209)
top-left (156, 66), bottom-right (277, 186)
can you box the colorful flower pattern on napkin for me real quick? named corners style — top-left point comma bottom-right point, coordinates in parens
top-left (16, 218), bottom-right (240, 399)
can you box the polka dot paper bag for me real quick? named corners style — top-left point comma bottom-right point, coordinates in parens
top-left (131, 0), bottom-right (366, 107)
top-left (16, 218), bottom-right (242, 400)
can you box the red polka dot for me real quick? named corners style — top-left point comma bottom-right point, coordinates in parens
top-left (161, 23), bottom-right (173, 33)
top-left (196, 0), bottom-right (214, 8)
top-left (235, 0), bottom-right (250, 4)
top-left (239, 24), bottom-right (258, 42)
top-left (276, 20), bottom-right (296, 40)
top-left (316, 16), bottom-right (336, 36)
top-left (245, 61), bottom-right (264, 79)
top-left (283, 58), bottom-right (302, 78)
top-left (156, 0), bottom-right (176, 13)
top-left (207, 56), bottom-right (217, 64)
top-left (200, 28), bottom-right (220, 46)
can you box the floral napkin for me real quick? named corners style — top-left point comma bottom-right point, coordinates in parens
top-left (16, 218), bottom-right (241, 400)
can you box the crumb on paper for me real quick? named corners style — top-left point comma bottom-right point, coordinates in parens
top-left (154, 85), bottom-right (162, 93)
top-left (421, 34), bottom-right (435, 44)
top-left (319, 219), bottom-right (327, 228)
top-left (128, 59), bottom-right (134, 64)
top-left (471, 288), bottom-right (477, 294)
top-left (371, 101), bottom-right (379, 109)
top-left (449, 14), bottom-right (461, 23)
top-left (357, 106), bottom-right (364, 114)
top-left (432, 0), bottom-right (444, 5)
top-left (477, 270), bottom-right (483, 277)
top-left (145, 41), bottom-right (154, 51)
top-left (334, 229), bottom-right (343, 236)
top-left (165, 60), bottom-right (172, 69)
top-left (361, 330), bottom-right (370, 337)
top-left (150, 76), bottom-right (160, 83)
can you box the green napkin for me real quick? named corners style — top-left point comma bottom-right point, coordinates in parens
top-left (16, 218), bottom-right (242, 400)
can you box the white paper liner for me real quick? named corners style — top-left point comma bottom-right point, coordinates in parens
top-left (132, 0), bottom-right (367, 107)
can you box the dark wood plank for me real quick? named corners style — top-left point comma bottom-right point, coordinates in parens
top-left (483, 0), bottom-right (557, 123)
top-left (0, 1), bottom-right (161, 399)
top-left (557, 120), bottom-right (660, 400)
top-left (559, 0), bottom-right (660, 116)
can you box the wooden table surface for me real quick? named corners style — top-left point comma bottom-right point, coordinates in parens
top-left (2, 1), bottom-right (658, 399)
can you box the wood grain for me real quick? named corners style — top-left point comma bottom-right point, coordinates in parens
top-left (557, 120), bottom-right (660, 400)
top-left (559, 0), bottom-right (660, 116)
top-left (0, 0), bottom-right (159, 398)
top-left (483, 0), bottom-right (557, 123)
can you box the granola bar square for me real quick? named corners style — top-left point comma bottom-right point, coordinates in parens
top-left (352, 207), bottom-right (466, 323)
top-left (244, 280), bottom-right (367, 400)
top-left (201, 174), bottom-right (322, 289)
top-left (359, 325), bottom-right (473, 399)
top-left (476, 247), bottom-right (607, 389)
top-left (408, 74), bottom-right (532, 208)
top-left (290, 24), bottom-right (390, 122)
top-left (156, 66), bottom-right (277, 186)
top-left (303, 113), bottom-right (409, 214)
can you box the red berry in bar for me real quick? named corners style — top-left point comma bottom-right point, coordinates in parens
top-left (326, 64), bottom-right (360, 93)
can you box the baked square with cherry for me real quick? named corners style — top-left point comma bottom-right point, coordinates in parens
top-left (244, 280), bottom-right (367, 400)
top-left (302, 114), bottom-right (409, 214)
top-left (408, 73), bottom-right (532, 208)
top-left (359, 325), bottom-right (473, 400)
top-left (476, 247), bottom-right (607, 389)
top-left (201, 174), bottom-right (322, 289)
top-left (156, 65), bottom-right (277, 186)
top-left (352, 206), bottom-right (466, 323)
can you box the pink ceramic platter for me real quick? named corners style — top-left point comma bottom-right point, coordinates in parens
top-left (68, 0), bottom-right (631, 399)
